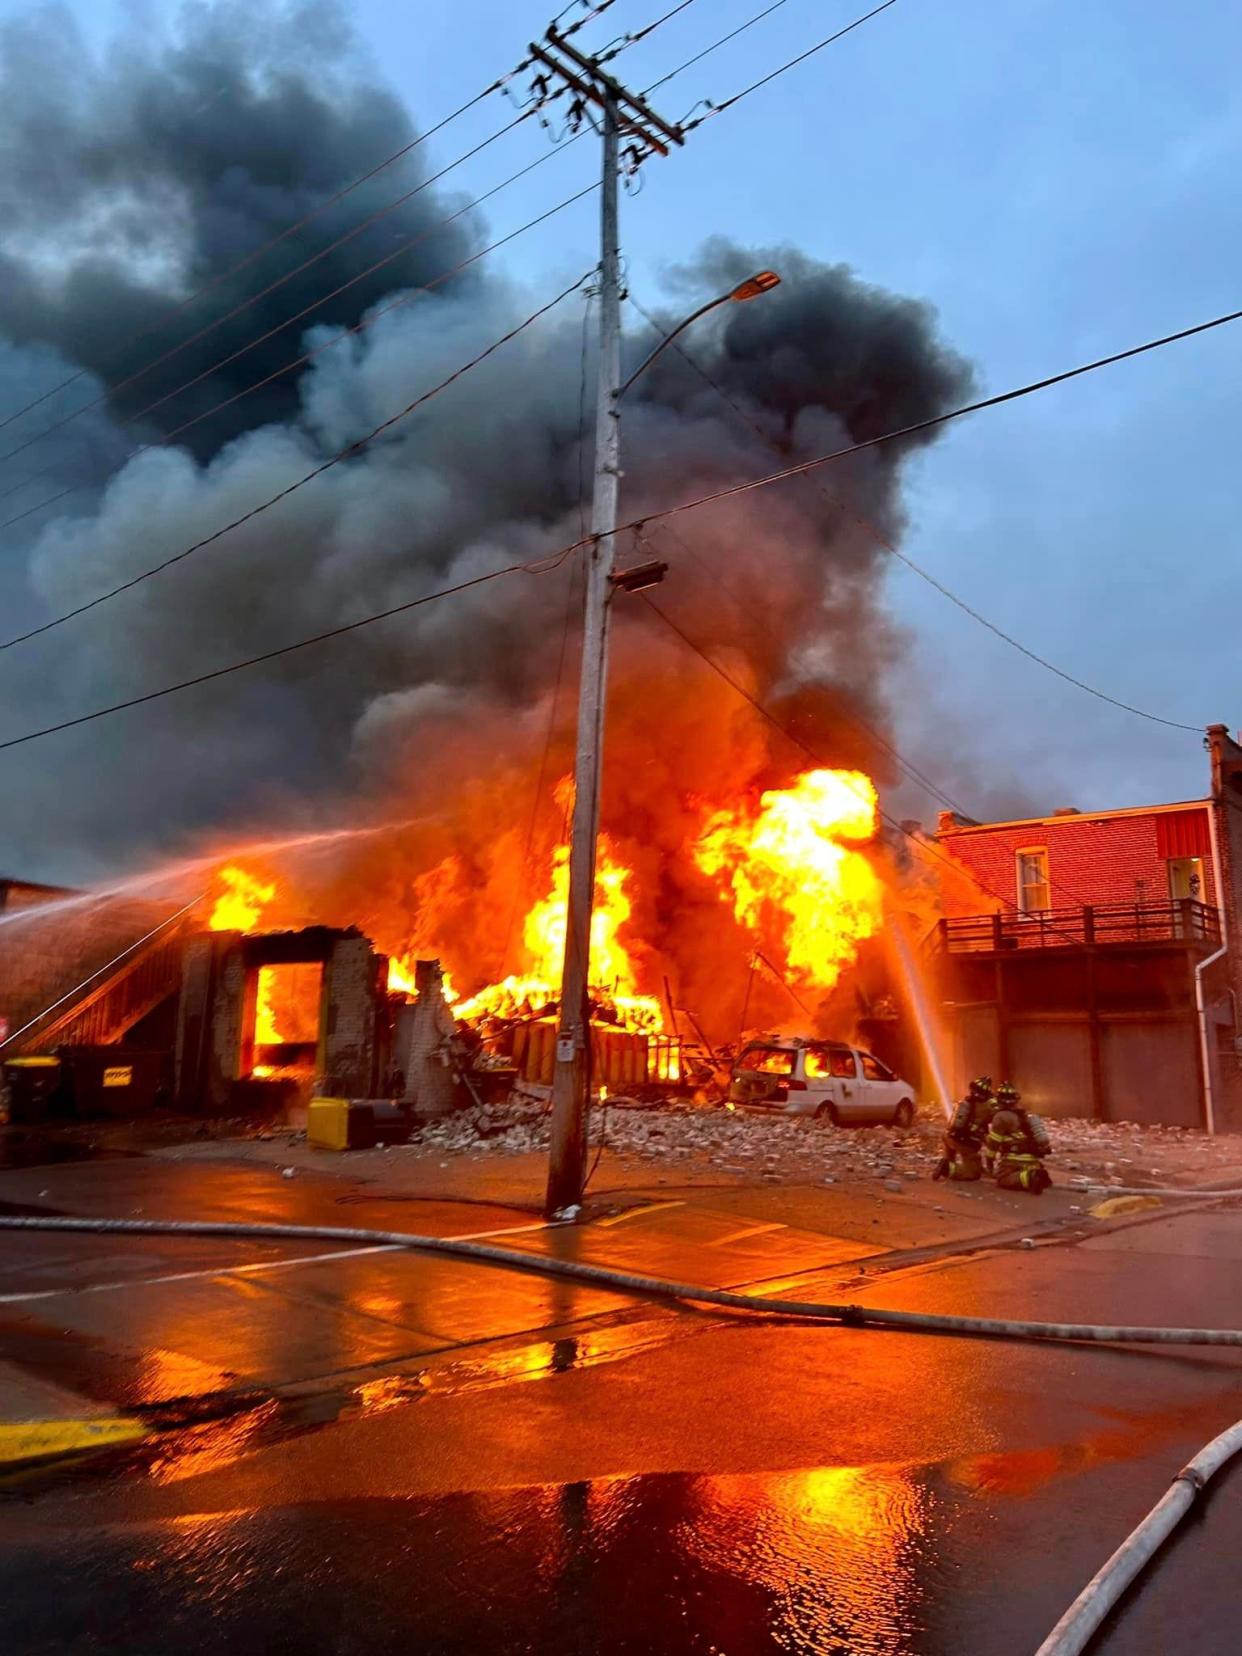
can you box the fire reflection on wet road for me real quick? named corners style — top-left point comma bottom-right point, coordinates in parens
top-left (4, 1462), bottom-right (954, 1656)
top-left (5, 1159), bottom-right (1242, 1651)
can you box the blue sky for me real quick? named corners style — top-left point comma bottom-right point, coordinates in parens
top-left (8, 0), bottom-right (1241, 822)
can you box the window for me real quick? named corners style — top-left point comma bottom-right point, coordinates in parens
top-left (806, 1045), bottom-right (856, 1079)
top-left (860, 1052), bottom-right (893, 1082)
top-left (1016, 848), bottom-right (1050, 914)
top-left (742, 1046), bottom-right (795, 1075)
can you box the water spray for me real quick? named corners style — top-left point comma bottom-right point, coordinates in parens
top-left (0, 815), bottom-right (435, 928)
top-left (884, 905), bottom-right (953, 1120)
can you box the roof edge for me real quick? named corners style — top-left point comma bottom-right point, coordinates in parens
top-left (938, 798), bottom-right (1212, 836)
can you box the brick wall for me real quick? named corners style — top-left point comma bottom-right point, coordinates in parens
top-left (937, 806), bottom-right (1216, 916)
top-left (394, 959), bottom-right (459, 1117)
top-left (323, 935), bottom-right (382, 1097)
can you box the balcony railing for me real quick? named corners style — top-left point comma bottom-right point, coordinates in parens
top-left (934, 899), bottom-right (1222, 955)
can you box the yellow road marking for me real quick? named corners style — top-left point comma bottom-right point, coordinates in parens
top-left (0, 1416), bottom-right (146, 1467)
top-left (708, 1221), bottom-right (787, 1247)
top-left (596, 1200), bottom-right (686, 1228)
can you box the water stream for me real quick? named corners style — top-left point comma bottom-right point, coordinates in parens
top-left (885, 908), bottom-right (953, 1120)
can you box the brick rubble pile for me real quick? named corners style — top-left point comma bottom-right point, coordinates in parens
top-left (401, 1098), bottom-right (1242, 1189)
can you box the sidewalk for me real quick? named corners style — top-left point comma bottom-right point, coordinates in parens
top-left (148, 1100), bottom-right (1227, 1260)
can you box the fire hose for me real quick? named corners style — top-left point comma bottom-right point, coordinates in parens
top-left (1081, 1184), bottom-right (1242, 1200)
top-left (1035, 1417), bottom-right (1242, 1655)
top-left (4, 1212), bottom-right (1242, 1349)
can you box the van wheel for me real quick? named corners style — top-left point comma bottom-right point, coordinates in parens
top-left (815, 1102), bottom-right (840, 1127)
top-left (893, 1099), bottom-right (915, 1129)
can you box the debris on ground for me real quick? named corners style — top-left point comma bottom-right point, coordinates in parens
top-left (388, 1099), bottom-right (1239, 1189)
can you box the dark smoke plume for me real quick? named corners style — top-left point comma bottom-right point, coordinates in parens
top-left (0, 0), bottom-right (973, 1001)
top-left (0, 0), bottom-right (473, 456)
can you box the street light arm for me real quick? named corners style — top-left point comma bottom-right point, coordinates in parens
top-left (617, 270), bottom-right (780, 400)
top-left (617, 295), bottom-right (729, 399)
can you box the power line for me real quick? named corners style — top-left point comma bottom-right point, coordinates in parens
top-left (642, 0), bottom-right (795, 95)
top-left (5, 298), bottom-right (1230, 750)
top-left (0, 257), bottom-right (596, 652)
top-left (628, 294), bottom-right (1192, 738)
top-left (617, 301), bottom-right (1242, 731)
top-left (0, 2), bottom-right (698, 498)
top-left (599, 0), bottom-right (701, 60)
top-left (0, 109), bottom-right (544, 477)
top-left (552, 0), bottom-right (622, 33)
top-left (644, 519), bottom-right (1107, 914)
top-left (0, 138), bottom-right (586, 536)
top-left (0, 80), bottom-right (520, 440)
top-left (0, 552), bottom-right (578, 755)
top-left (636, 592), bottom-right (1087, 934)
top-left (683, 0), bottom-right (899, 131)
top-left (646, 516), bottom-right (972, 815)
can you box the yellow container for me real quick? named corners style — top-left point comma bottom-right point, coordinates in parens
top-left (307, 1096), bottom-right (352, 1152)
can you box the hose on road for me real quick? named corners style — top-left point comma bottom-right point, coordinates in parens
top-left (1035, 1417), bottom-right (1242, 1655)
top-left (1083, 1185), bottom-right (1242, 1200)
top-left (4, 1213), bottom-right (1242, 1350)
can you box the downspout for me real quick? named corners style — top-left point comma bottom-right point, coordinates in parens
top-left (1197, 801), bottom-right (1229, 1136)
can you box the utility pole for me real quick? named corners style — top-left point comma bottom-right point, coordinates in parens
top-left (527, 28), bottom-right (683, 1216)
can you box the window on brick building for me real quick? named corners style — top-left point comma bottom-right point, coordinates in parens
top-left (1016, 848), bottom-right (1050, 914)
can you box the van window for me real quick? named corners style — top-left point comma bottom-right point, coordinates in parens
top-left (741, 1046), bottom-right (795, 1075)
top-left (807, 1045), bottom-right (855, 1079)
top-left (860, 1052), bottom-right (894, 1082)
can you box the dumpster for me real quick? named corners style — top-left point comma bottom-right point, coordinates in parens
top-left (56, 1047), bottom-right (167, 1118)
top-left (1, 1056), bottom-right (70, 1124)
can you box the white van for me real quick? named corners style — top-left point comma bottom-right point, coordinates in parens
top-left (729, 1037), bottom-right (916, 1127)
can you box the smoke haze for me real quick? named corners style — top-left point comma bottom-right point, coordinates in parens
top-left (0, 0), bottom-right (974, 1028)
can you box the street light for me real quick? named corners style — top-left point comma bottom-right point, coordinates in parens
top-left (617, 270), bottom-right (781, 399)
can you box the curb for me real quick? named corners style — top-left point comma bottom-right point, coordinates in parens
top-left (0, 1416), bottom-right (147, 1469)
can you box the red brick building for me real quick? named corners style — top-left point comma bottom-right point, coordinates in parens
top-left (927, 726), bottom-right (1242, 1131)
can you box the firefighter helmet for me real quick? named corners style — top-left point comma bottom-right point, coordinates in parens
top-left (996, 1081), bottom-right (1020, 1105)
top-left (968, 1075), bottom-right (994, 1101)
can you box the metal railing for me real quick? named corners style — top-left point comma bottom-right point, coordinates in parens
top-left (0, 901), bottom-right (198, 1054)
top-left (934, 899), bottom-right (1222, 955)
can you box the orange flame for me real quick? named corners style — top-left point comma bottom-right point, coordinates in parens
top-left (389, 837), bottom-right (663, 1034)
top-left (695, 768), bottom-right (882, 993)
top-left (208, 865), bottom-right (275, 932)
top-left (208, 866), bottom-right (282, 1047)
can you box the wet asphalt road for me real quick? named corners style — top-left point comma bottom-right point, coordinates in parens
top-left (1, 1147), bottom-right (1242, 1653)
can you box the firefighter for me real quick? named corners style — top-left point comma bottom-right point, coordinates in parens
top-left (933, 1075), bottom-right (996, 1181)
top-left (984, 1082), bottom-right (1052, 1192)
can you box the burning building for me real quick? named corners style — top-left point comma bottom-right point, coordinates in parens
top-left (163, 764), bottom-right (901, 1116)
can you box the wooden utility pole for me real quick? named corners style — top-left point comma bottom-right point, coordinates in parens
top-left (529, 27), bottom-right (683, 1216)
